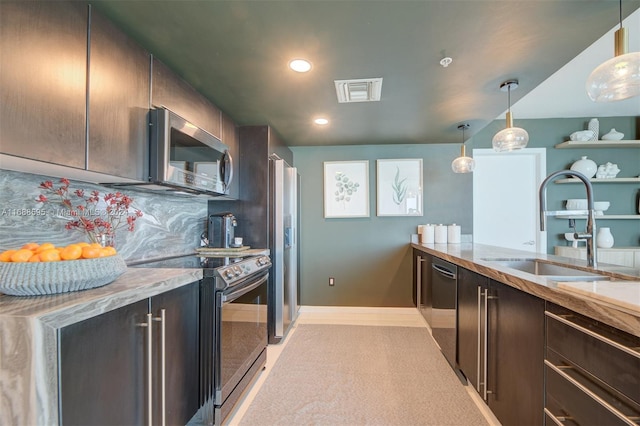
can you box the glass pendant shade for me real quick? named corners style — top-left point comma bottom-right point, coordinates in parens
top-left (586, 51), bottom-right (640, 102)
top-left (492, 111), bottom-right (529, 152)
top-left (451, 145), bottom-right (475, 173)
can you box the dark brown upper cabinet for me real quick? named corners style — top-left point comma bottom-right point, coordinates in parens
top-left (151, 58), bottom-right (222, 140)
top-left (88, 8), bottom-right (150, 181)
top-left (0, 1), bottom-right (87, 168)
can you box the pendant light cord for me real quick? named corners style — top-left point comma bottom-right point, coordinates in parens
top-left (619, 0), bottom-right (622, 30)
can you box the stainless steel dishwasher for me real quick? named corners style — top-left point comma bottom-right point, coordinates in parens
top-left (431, 258), bottom-right (458, 368)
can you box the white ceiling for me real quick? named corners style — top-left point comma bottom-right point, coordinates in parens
top-left (512, 8), bottom-right (640, 119)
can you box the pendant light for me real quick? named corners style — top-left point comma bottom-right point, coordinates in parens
top-left (492, 79), bottom-right (529, 152)
top-left (452, 123), bottom-right (475, 173)
top-left (586, 0), bottom-right (640, 102)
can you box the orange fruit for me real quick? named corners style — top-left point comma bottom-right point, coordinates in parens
top-left (21, 242), bottom-right (40, 250)
top-left (39, 249), bottom-right (61, 262)
top-left (81, 246), bottom-right (101, 259)
top-left (35, 243), bottom-right (55, 254)
top-left (0, 250), bottom-right (17, 262)
top-left (11, 249), bottom-right (35, 263)
top-left (60, 244), bottom-right (82, 261)
top-left (76, 242), bottom-right (90, 247)
top-left (101, 246), bottom-right (117, 257)
top-left (28, 253), bottom-right (41, 262)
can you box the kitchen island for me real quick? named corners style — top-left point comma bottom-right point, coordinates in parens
top-left (0, 267), bottom-right (202, 426)
top-left (412, 242), bottom-right (640, 337)
top-left (413, 242), bottom-right (640, 426)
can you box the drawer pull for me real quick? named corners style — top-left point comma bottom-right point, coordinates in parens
top-left (545, 360), bottom-right (637, 426)
top-left (545, 311), bottom-right (640, 360)
top-left (544, 408), bottom-right (572, 425)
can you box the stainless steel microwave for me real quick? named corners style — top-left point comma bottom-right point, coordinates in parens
top-left (149, 107), bottom-right (233, 196)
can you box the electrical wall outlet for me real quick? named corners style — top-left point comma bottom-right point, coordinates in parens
top-left (329, 277), bottom-right (335, 286)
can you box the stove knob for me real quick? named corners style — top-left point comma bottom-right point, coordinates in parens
top-left (233, 266), bottom-right (242, 276)
top-left (224, 269), bottom-right (234, 279)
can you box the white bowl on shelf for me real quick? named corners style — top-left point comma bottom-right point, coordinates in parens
top-left (565, 199), bottom-right (587, 210)
top-left (564, 199), bottom-right (610, 213)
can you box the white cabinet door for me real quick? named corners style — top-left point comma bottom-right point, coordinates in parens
top-left (473, 148), bottom-right (547, 253)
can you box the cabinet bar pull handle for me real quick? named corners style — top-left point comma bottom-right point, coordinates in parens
top-left (476, 286), bottom-right (482, 392)
top-left (483, 288), bottom-right (489, 402)
top-left (145, 313), bottom-right (153, 426)
top-left (544, 408), bottom-right (567, 425)
top-left (154, 309), bottom-right (167, 426)
top-left (545, 361), bottom-right (636, 426)
top-left (416, 256), bottom-right (424, 310)
top-left (545, 311), bottom-right (640, 359)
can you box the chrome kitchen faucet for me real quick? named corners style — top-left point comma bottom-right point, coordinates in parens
top-left (539, 170), bottom-right (597, 268)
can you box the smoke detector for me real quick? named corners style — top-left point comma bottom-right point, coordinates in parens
top-left (334, 78), bottom-right (383, 103)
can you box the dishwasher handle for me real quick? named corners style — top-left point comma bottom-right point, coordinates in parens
top-left (432, 263), bottom-right (457, 280)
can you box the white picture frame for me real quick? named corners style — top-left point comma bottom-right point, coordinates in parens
top-left (376, 158), bottom-right (423, 216)
top-left (323, 160), bottom-right (370, 218)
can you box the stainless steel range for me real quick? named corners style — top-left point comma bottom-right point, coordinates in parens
top-left (130, 253), bottom-right (271, 425)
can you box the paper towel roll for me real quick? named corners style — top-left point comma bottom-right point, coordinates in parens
top-left (447, 224), bottom-right (461, 244)
top-left (434, 224), bottom-right (447, 244)
top-left (422, 224), bottom-right (435, 243)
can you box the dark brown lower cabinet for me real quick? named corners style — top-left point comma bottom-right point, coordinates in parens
top-left (545, 303), bottom-right (640, 425)
top-left (413, 249), bottom-right (432, 326)
top-left (457, 267), bottom-right (545, 426)
top-left (59, 282), bottom-right (199, 425)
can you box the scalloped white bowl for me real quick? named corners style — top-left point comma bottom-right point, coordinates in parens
top-left (0, 254), bottom-right (126, 296)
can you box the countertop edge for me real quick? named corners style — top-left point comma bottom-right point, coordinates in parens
top-left (0, 267), bottom-right (203, 426)
top-left (412, 242), bottom-right (640, 337)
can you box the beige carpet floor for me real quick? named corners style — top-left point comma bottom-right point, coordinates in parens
top-left (238, 324), bottom-right (490, 425)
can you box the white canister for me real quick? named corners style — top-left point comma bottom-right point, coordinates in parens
top-left (434, 224), bottom-right (448, 244)
top-left (447, 224), bottom-right (461, 244)
top-left (422, 224), bottom-right (435, 244)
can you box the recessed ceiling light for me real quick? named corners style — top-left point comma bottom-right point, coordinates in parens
top-left (314, 117), bottom-right (329, 125)
top-left (289, 59), bottom-right (312, 73)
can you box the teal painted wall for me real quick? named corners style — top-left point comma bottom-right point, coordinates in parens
top-left (291, 144), bottom-right (472, 307)
top-left (471, 116), bottom-right (639, 253)
top-left (292, 116), bottom-right (638, 308)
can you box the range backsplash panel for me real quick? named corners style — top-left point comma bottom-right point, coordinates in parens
top-left (0, 170), bottom-right (207, 262)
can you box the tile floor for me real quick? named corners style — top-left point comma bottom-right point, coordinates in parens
top-left (224, 306), bottom-right (501, 426)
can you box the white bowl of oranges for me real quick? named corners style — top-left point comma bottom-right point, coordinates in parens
top-left (0, 242), bottom-right (127, 296)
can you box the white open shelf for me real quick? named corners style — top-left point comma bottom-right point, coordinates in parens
top-left (555, 177), bottom-right (640, 184)
top-left (553, 214), bottom-right (640, 220)
top-left (554, 140), bottom-right (640, 149)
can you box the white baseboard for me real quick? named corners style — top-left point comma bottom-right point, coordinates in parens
top-left (298, 305), bottom-right (419, 315)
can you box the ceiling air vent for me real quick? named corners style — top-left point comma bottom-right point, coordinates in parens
top-left (334, 78), bottom-right (383, 103)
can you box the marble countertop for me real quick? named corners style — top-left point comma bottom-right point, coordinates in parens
top-left (0, 268), bottom-right (203, 327)
top-left (0, 267), bottom-right (203, 426)
top-left (411, 242), bottom-right (640, 337)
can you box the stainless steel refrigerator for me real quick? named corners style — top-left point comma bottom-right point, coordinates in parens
top-left (269, 155), bottom-right (299, 342)
top-left (220, 125), bottom-right (299, 344)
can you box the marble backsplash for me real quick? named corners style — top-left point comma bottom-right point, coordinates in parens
top-left (0, 170), bottom-right (208, 262)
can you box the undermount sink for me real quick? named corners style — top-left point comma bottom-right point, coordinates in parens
top-left (482, 258), bottom-right (610, 282)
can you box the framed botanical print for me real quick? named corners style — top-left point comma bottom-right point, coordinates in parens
top-left (323, 160), bottom-right (370, 218)
top-left (376, 158), bottom-right (423, 216)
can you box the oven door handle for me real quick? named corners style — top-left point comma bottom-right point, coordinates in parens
top-left (221, 274), bottom-right (268, 303)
